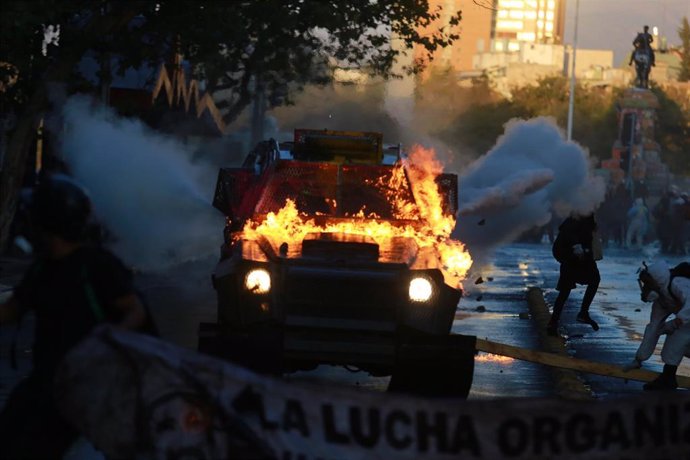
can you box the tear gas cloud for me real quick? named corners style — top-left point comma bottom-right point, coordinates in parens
top-left (59, 96), bottom-right (224, 271)
top-left (53, 89), bottom-right (602, 274)
top-left (455, 116), bottom-right (606, 265)
top-left (273, 88), bottom-right (605, 268)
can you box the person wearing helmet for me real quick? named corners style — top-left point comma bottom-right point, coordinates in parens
top-left (623, 260), bottom-right (690, 390)
top-left (0, 173), bottom-right (148, 459)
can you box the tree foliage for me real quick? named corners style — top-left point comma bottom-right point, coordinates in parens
top-left (651, 84), bottom-right (690, 174)
top-left (0, 1), bottom-right (129, 109)
top-left (434, 76), bottom-right (689, 176)
top-left (414, 67), bottom-right (500, 135)
top-left (0, 0), bottom-right (463, 251)
top-left (678, 16), bottom-right (690, 82)
top-left (1, 0), bottom-right (463, 126)
top-left (436, 76), bottom-right (618, 161)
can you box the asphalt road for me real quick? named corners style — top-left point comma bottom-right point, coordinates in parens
top-left (464, 242), bottom-right (690, 399)
top-left (277, 242), bottom-right (690, 400)
top-left (2, 242), bottom-right (688, 410)
top-left (139, 241), bottom-right (690, 400)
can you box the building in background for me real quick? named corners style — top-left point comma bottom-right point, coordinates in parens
top-left (416, 0), bottom-right (493, 77)
top-left (418, 0), bottom-right (568, 76)
top-left (493, 0), bottom-right (567, 51)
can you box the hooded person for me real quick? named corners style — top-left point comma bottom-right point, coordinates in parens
top-left (547, 212), bottom-right (601, 335)
top-left (624, 260), bottom-right (690, 390)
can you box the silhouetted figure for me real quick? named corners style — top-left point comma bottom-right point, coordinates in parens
top-left (610, 184), bottom-right (632, 247)
top-left (669, 191), bottom-right (687, 255)
top-left (548, 213), bottom-right (601, 336)
top-left (629, 26), bottom-right (655, 88)
top-left (595, 187), bottom-right (616, 247)
top-left (634, 179), bottom-right (648, 201)
top-left (626, 197), bottom-right (650, 249)
top-left (632, 25), bottom-right (655, 66)
top-left (653, 189), bottom-right (673, 253)
top-left (0, 174), bottom-right (149, 459)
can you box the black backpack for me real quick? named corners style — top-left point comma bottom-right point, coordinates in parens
top-left (668, 262), bottom-right (690, 303)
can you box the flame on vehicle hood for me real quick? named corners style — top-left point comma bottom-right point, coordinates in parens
top-left (240, 145), bottom-right (473, 287)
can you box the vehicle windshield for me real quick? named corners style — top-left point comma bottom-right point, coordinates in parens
top-left (254, 160), bottom-right (421, 220)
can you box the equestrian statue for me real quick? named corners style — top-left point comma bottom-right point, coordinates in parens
top-left (628, 25), bottom-right (655, 89)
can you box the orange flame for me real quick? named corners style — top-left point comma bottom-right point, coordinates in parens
top-left (240, 145), bottom-right (473, 285)
top-left (475, 353), bottom-right (515, 364)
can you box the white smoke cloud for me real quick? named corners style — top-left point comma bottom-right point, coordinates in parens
top-left (52, 90), bottom-right (600, 275)
top-left (455, 116), bottom-right (606, 265)
top-left (59, 95), bottom-right (224, 271)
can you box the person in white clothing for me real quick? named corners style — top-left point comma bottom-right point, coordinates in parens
top-left (624, 260), bottom-right (690, 390)
top-left (625, 197), bottom-right (649, 249)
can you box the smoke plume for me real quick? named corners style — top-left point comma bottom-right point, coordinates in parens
top-left (58, 95), bottom-right (224, 271)
top-left (455, 116), bottom-right (606, 265)
top-left (53, 85), bottom-right (605, 274)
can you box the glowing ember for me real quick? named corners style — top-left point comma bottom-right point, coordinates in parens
top-left (240, 144), bottom-right (473, 285)
top-left (475, 353), bottom-right (515, 364)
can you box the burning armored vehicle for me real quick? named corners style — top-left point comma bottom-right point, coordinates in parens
top-left (199, 129), bottom-right (475, 397)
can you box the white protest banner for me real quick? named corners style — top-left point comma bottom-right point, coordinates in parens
top-left (56, 326), bottom-right (690, 459)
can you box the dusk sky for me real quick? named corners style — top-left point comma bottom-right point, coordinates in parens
top-left (562, 0), bottom-right (690, 66)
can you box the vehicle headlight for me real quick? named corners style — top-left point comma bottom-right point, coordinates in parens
top-left (245, 268), bottom-right (271, 294)
top-left (408, 276), bottom-right (434, 302)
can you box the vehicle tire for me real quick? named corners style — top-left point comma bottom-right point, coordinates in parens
top-left (387, 334), bottom-right (475, 398)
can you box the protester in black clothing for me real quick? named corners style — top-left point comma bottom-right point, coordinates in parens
top-left (595, 188), bottom-right (615, 247)
top-left (653, 190), bottom-right (673, 253)
top-left (610, 183), bottom-right (631, 247)
top-left (548, 213), bottom-right (601, 336)
top-left (669, 191), bottom-right (688, 255)
top-left (0, 174), bottom-right (147, 459)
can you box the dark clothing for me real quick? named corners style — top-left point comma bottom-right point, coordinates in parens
top-left (633, 32), bottom-right (653, 49)
top-left (557, 259), bottom-right (601, 291)
top-left (548, 214), bottom-right (602, 334)
top-left (631, 32), bottom-right (655, 66)
top-left (0, 374), bottom-right (79, 460)
top-left (654, 194), bottom-right (672, 253)
top-left (669, 198), bottom-right (688, 255)
top-left (555, 215), bottom-right (600, 291)
top-left (13, 246), bottom-right (133, 380)
top-left (0, 245), bottom-right (135, 459)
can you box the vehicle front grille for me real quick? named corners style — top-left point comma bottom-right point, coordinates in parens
top-left (282, 265), bottom-right (401, 323)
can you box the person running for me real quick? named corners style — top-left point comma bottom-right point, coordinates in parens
top-left (548, 212), bottom-right (601, 336)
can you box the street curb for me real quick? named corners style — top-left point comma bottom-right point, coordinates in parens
top-left (526, 286), bottom-right (594, 400)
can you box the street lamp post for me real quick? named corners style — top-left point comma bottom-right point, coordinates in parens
top-left (566, 0), bottom-right (579, 141)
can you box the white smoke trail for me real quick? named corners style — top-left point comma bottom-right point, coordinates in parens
top-left (455, 116), bottom-right (606, 265)
top-left (59, 95), bottom-right (224, 271)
